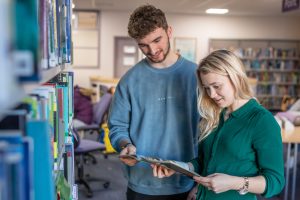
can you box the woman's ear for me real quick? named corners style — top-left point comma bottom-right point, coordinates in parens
top-left (196, 70), bottom-right (202, 81)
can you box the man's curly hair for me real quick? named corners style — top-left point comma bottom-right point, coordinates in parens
top-left (128, 5), bottom-right (168, 40)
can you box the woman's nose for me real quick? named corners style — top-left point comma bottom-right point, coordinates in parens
top-left (209, 89), bottom-right (217, 98)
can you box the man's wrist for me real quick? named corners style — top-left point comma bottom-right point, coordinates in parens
top-left (119, 140), bottom-right (132, 150)
top-left (121, 142), bottom-right (132, 149)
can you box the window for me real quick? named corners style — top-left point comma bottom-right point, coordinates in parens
top-left (72, 10), bottom-right (99, 68)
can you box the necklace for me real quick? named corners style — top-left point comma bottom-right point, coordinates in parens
top-left (224, 109), bottom-right (231, 121)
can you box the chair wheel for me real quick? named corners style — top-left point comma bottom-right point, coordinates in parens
top-left (103, 182), bottom-right (110, 188)
top-left (86, 190), bottom-right (93, 198)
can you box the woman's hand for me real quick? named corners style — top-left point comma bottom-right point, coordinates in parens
top-left (193, 173), bottom-right (239, 194)
top-left (119, 144), bottom-right (137, 166)
top-left (152, 164), bottom-right (176, 178)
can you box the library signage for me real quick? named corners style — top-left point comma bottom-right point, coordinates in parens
top-left (282, 0), bottom-right (299, 12)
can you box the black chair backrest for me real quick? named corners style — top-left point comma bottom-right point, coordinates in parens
top-left (70, 125), bottom-right (80, 149)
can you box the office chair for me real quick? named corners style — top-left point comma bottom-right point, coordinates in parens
top-left (73, 92), bottom-right (113, 197)
top-left (72, 126), bottom-right (110, 198)
top-left (76, 92), bottom-right (113, 162)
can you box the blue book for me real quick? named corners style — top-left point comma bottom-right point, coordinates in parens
top-left (65, 0), bottom-right (72, 63)
top-left (0, 132), bottom-right (30, 200)
top-left (22, 137), bottom-right (34, 200)
top-left (0, 141), bottom-right (11, 200)
top-left (26, 120), bottom-right (55, 200)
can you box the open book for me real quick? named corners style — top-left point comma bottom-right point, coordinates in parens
top-left (119, 154), bottom-right (201, 178)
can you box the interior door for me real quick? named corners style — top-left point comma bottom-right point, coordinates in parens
top-left (114, 37), bottom-right (139, 78)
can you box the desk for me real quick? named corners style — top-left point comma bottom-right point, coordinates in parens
top-left (89, 76), bottom-right (119, 103)
top-left (282, 127), bottom-right (300, 200)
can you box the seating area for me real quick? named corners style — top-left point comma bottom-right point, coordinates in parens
top-left (72, 86), bottom-right (114, 198)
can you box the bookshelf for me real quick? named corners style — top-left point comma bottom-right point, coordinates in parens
top-left (209, 39), bottom-right (300, 111)
top-left (0, 0), bottom-right (76, 199)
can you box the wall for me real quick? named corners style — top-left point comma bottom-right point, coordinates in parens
top-left (72, 11), bottom-right (300, 87)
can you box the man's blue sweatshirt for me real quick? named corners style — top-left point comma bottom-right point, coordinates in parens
top-left (108, 56), bottom-right (199, 195)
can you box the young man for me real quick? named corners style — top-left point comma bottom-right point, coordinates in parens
top-left (108, 4), bottom-right (199, 200)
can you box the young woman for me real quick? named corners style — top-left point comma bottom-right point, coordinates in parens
top-left (153, 49), bottom-right (285, 200)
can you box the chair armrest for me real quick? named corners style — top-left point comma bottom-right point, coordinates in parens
top-left (76, 124), bottom-right (100, 131)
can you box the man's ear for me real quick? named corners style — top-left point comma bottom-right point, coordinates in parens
top-left (167, 26), bottom-right (173, 38)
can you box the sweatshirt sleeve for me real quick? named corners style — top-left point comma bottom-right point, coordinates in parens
top-left (252, 112), bottom-right (285, 198)
top-left (108, 82), bottom-right (132, 152)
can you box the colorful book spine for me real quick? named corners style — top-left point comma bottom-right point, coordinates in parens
top-left (39, 0), bottom-right (49, 69)
top-left (13, 0), bottom-right (40, 81)
top-left (26, 121), bottom-right (55, 200)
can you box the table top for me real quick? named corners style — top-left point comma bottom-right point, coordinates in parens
top-left (90, 76), bottom-right (119, 84)
top-left (281, 127), bottom-right (300, 143)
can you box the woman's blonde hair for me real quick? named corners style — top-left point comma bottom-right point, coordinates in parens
top-left (197, 49), bottom-right (253, 141)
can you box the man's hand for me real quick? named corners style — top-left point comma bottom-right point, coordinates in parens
top-left (119, 144), bottom-right (137, 166)
top-left (187, 185), bottom-right (198, 200)
top-left (152, 164), bottom-right (176, 178)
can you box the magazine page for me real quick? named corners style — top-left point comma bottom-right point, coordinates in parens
top-left (119, 154), bottom-right (201, 178)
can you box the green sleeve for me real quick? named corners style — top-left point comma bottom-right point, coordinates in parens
top-left (190, 158), bottom-right (201, 174)
top-left (189, 143), bottom-right (203, 174)
top-left (252, 112), bottom-right (285, 198)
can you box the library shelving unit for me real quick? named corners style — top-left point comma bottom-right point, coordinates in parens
top-left (0, 0), bottom-right (76, 200)
top-left (209, 39), bottom-right (300, 112)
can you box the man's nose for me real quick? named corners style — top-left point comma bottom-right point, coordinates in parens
top-left (149, 44), bottom-right (157, 55)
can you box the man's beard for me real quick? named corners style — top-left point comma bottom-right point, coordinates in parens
top-left (147, 39), bottom-right (170, 63)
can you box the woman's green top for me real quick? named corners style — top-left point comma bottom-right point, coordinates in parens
top-left (190, 99), bottom-right (285, 200)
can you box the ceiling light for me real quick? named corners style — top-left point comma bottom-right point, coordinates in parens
top-left (206, 8), bottom-right (229, 14)
top-left (72, 3), bottom-right (75, 9)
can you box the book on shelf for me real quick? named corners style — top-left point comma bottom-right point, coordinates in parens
top-left (68, 72), bottom-right (74, 120)
top-left (48, 0), bottom-right (58, 67)
top-left (26, 120), bottom-right (55, 200)
top-left (39, 0), bottom-right (48, 69)
top-left (20, 72), bottom-right (75, 198)
top-left (64, 141), bottom-right (75, 186)
top-left (0, 141), bottom-right (11, 200)
top-left (57, 0), bottom-right (63, 64)
top-left (119, 154), bottom-right (201, 178)
top-left (0, 131), bottom-right (34, 200)
top-left (13, 0), bottom-right (40, 81)
top-left (0, 109), bottom-right (27, 133)
top-left (65, 0), bottom-right (72, 63)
